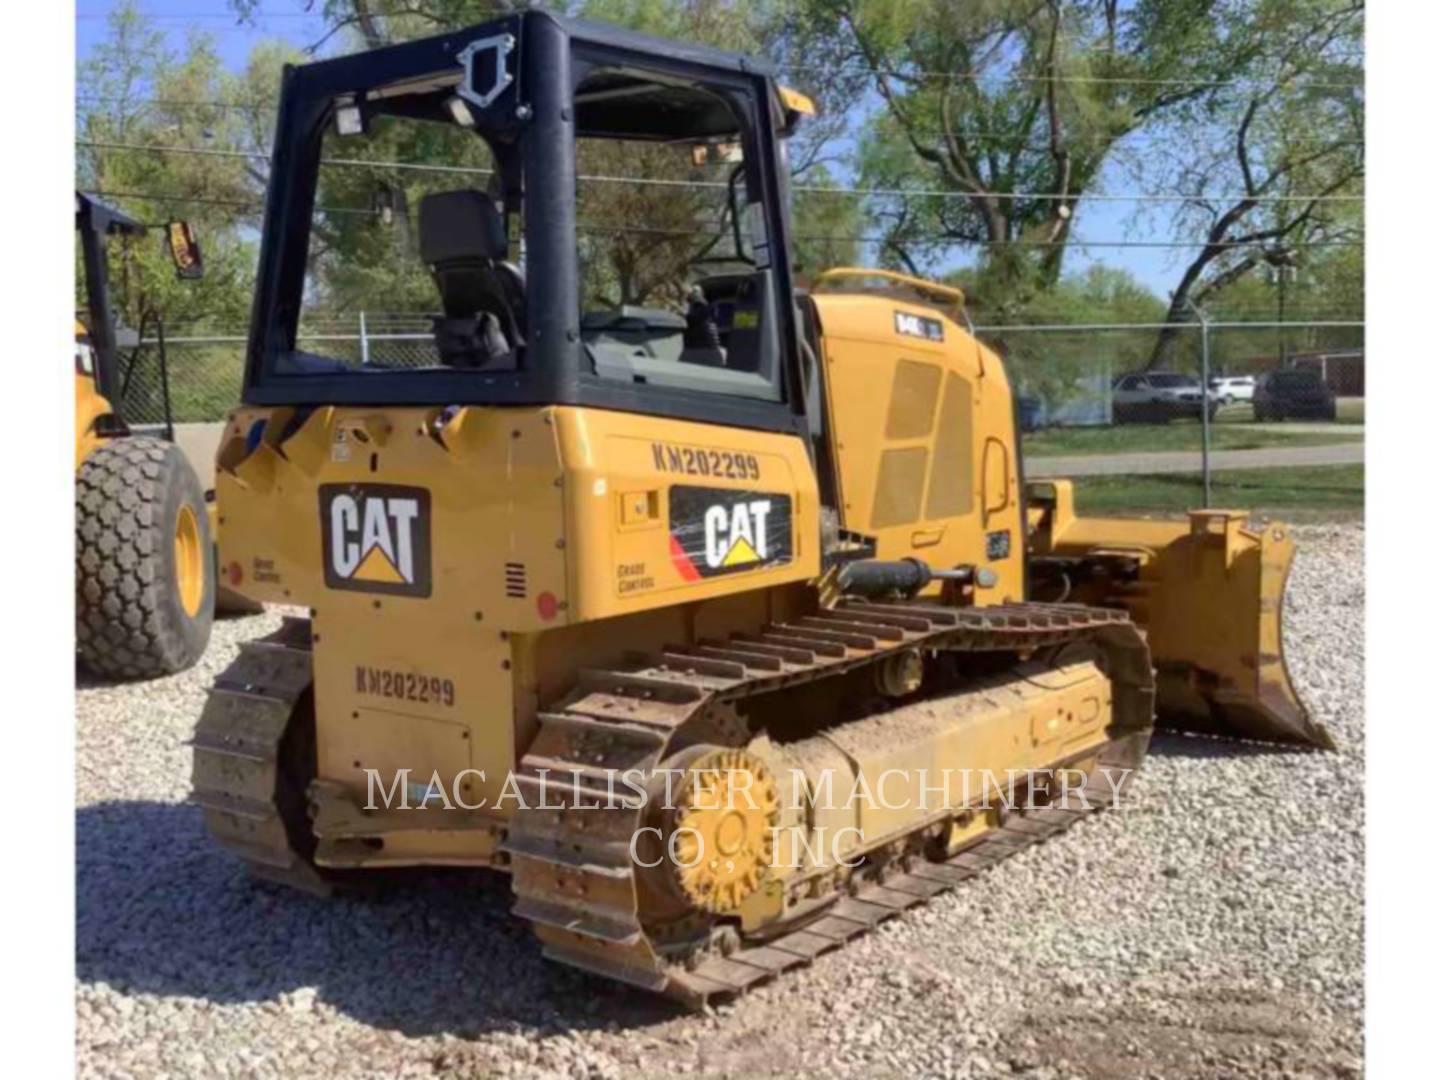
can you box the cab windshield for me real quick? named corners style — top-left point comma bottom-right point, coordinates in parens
top-left (246, 14), bottom-right (801, 431)
top-left (575, 69), bottom-right (781, 402)
top-left (282, 39), bottom-right (785, 404)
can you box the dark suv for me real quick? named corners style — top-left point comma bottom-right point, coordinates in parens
top-left (1253, 369), bottom-right (1337, 421)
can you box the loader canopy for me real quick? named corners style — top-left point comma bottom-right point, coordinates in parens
top-left (1026, 481), bottom-right (1333, 749)
top-left (75, 193), bottom-right (147, 405)
top-left (243, 10), bottom-right (806, 437)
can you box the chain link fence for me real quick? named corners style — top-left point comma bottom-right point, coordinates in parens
top-left (989, 321), bottom-right (1365, 429)
top-left (118, 316), bottom-right (438, 425)
top-left (118, 314), bottom-right (1363, 517)
top-left (987, 319), bottom-right (1364, 515)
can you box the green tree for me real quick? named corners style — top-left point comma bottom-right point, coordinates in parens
top-left (1140, 1), bottom-right (1363, 368)
top-left (76, 4), bottom-right (306, 420)
top-left (781, 0), bottom-right (1259, 309)
top-left (989, 265), bottom-right (1167, 412)
top-left (76, 2), bottom-right (299, 333)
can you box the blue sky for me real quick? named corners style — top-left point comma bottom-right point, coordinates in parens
top-left (77, 1), bottom-right (329, 68)
top-left (76, 2), bottom-right (1186, 298)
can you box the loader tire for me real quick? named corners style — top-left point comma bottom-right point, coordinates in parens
top-left (76, 436), bottom-right (214, 680)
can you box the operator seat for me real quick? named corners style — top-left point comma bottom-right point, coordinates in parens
top-left (418, 189), bottom-right (525, 367)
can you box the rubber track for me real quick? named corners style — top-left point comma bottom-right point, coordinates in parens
top-left (505, 600), bottom-right (1156, 1009)
top-left (190, 617), bottom-right (332, 895)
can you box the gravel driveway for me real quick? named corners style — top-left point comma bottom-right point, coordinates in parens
top-left (76, 524), bottom-right (1364, 1079)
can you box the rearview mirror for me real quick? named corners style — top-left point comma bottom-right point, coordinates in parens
top-left (166, 220), bottom-right (204, 280)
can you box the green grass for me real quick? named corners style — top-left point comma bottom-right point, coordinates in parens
top-left (1024, 421), bottom-right (1363, 457)
top-left (1072, 464), bottom-right (1364, 517)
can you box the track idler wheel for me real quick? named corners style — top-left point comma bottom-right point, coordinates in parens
top-left (654, 746), bottom-right (781, 915)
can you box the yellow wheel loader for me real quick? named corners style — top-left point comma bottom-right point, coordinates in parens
top-left (192, 12), bottom-right (1331, 1009)
top-left (75, 193), bottom-right (219, 679)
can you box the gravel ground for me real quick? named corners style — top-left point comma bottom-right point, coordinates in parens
top-left (76, 523), bottom-right (1364, 1079)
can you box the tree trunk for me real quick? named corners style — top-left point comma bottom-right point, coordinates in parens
top-left (1148, 321), bottom-right (1187, 371)
top-left (349, 1), bottom-right (388, 50)
top-left (1144, 237), bottom-right (1221, 370)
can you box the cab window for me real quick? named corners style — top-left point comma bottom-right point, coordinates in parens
top-left (290, 111), bottom-right (513, 375)
top-left (574, 69), bottom-right (782, 403)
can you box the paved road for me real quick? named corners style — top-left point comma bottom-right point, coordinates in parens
top-left (1247, 422), bottom-right (1365, 436)
top-left (1027, 439), bottom-right (1364, 478)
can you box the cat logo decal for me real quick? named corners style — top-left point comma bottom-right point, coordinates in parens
top-left (667, 485), bottom-right (793, 581)
top-left (320, 484), bottom-right (432, 597)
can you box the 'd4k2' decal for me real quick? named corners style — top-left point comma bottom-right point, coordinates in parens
top-left (668, 485), bottom-right (793, 581)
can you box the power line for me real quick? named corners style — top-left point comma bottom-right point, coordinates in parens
top-left (74, 92), bottom-right (1369, 142)
top-left (575, 222), bottom-right (1361, 250)
top-left (72, 4), bottom-right (519, 35)
top-left (80, 189), bottom-right (378, 217)
top-left (76, 3), bottom-right (514, 16)
top-left (76, 9), bottom-right (325, 18)
top-left (974, 320), bottom-right (1363, 332)
top-left (987, 310), bottom-right (1365, 321)
top-left (781, 61), bottom-right (1363, 93)
top-left (78, 189), bottom-right (1363, 250)
top-left (71, 95), bottom-right (1128, 150)
top-left (77, 139), bottom-right (1365, 204)
top-left (74, 12), bottom-right (1362, 91)
top-left (80, 138), bottom-right (499, 177)
top-left (797, 183), bottom-right (1363, 206)
top-left (75, 97), bottom-right (1366, 159)
top-left (77, 94), bottom-right (276, 111)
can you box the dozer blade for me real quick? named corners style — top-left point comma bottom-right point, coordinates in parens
top-left (1026, 481), bottom-right (1333, 749)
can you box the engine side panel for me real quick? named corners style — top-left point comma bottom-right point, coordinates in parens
top-left (551, 407), bottom-right (820, 621)
top-left (810, 293), bottom-right (1025, 602)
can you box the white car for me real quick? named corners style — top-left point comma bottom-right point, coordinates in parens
top-left (1210, 375), bottom-right (1257, 404)
top-left (1112, 372), bottom-right (1218, 424)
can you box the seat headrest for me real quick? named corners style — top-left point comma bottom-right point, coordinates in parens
top-left (418, 189), bottom-right (508, 264)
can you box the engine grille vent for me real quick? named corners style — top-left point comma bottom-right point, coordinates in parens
top-left (504, 562), bottom-right (527, 598)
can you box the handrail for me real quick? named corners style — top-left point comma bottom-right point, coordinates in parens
top-left (813, 267), bottom-right (966, 316)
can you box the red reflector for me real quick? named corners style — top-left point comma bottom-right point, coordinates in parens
top-left (227, 561), bottom-right (244, 587)
top-left (536, 591), bottom-right (559, 621)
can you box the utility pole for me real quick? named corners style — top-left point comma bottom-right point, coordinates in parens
top-left (1183, 296), bottom-right (1212, 508)
top-left (1267, 247), bottom-right (1298, 368)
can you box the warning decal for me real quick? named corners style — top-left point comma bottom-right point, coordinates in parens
top-left (668, 485), bottom-right (793, 581)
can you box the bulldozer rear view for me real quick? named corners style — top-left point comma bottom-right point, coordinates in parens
top-left (193, 10), bottom-right (1329, 1008)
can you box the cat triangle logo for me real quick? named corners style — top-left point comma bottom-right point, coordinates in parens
top-left (720, 536), bottom-right (761, 567)
top-left (702, 499), bottom-right (772, 571)
top-left (353, 544), bottom-right (406, 584)
top-left (321, 484), bottom-right (432, 598)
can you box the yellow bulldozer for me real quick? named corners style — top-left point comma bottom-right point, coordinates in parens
top-left (75, 193), bottom-right (217, 679)
top-left (192, 12), bottom-right (1331, 1008)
